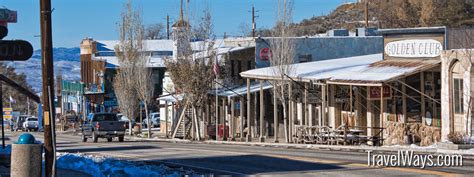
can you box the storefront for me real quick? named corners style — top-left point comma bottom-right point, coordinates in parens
top-left (239, 27), bottom-right (451, 146)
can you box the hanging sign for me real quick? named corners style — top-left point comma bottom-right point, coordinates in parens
top-left (368, 86), bottom-right (392, 100)
top-left (384, 39), bottom-right (442, 58)
top-left (259, 47), bottom-right (272, 60)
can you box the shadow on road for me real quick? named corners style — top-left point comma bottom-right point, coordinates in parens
top-left (143, 154), bottom-right (345, 175)
top-left (59, 145), bottom-right (160, 153)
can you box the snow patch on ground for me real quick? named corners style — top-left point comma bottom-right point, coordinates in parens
top-left (57, 153), bottom-right (196, 177)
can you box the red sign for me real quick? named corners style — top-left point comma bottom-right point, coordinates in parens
top-left (259, 47), bottom-right (272, 60)
top-left (368, 86), bottom-right (392, 100)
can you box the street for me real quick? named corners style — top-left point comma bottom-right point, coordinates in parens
top-left (4, 131), bottom-right (473, 176)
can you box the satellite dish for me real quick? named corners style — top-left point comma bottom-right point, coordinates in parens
top-left (425, 111), bottom-right (432, 126)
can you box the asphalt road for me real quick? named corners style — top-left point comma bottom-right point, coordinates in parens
top-left (4, 132), bottom-right (474, 176)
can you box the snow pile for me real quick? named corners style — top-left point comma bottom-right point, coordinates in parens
top-left (383, 143), bottom-right (438, 149)
top-left (57, 153), bottom-right (195, 177)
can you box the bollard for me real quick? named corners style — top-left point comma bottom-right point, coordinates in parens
top-left (10, 133), bottom-right (42, 177)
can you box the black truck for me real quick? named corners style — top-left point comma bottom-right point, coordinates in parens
top-left (81, 113), bottom-right (126, 143)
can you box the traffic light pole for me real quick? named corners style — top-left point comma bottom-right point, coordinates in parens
top-left (40, 0), bottom-right (57, 176)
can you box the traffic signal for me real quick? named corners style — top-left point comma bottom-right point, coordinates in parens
top-left (0, 25), bottom-right (34, 61)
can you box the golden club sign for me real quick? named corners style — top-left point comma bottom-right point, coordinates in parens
top-left (384, 39), bottom-right (442, 58)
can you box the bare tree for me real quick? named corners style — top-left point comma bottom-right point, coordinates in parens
top-left (145, 23), bottom-right (166, 40)
top-left (135, 55), bottom-right (154, 138)
top-left (192, 7), bottom-right (214, 41)
top-left (114, 0), bottom-right (144, 136)
top-left (238, 22), bottom-right (251, 37)
top-left (165, 6), bottom-right (216, 140)
top-left (269, 0), bottom-right (296, 143)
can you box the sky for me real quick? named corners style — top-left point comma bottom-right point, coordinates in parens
top-left (2, 0), bottom-right (355, 50)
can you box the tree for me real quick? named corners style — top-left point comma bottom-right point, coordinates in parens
top-left (145, 23), bottom-right (166, 40)
top-left (165, 6), bottom-right (216, 140)
top-left (269, 0), bottom-right (296, 143)
top-left (192, 7), bottom-right (214, 41)
top-left (0, 63), bottom-right (37, 114)
top-left (135, 55), bottom-right (154, 138)
top-left (114, 0), bottom-right (143, 136)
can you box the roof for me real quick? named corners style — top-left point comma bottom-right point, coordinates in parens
top-left (240, 53), bottom-right (440, 86)
top-left (192, 46), bottom-right (255, 59)
top-left (377, 26), bottom-right (446, 35)
top-left (93, 55), bottom-right (165, 68)
top-left (210, 81), bottom-right (273, 98)
top-left (328, 59), bottom-right (440, 85)
top-left (157, 94), bottom-right (184, 103)
top-left (96, 40), bottom-right (174, 52)
top-left (241, 54), bottom-right (382, 81)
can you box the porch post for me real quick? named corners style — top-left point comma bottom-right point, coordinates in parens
top-left (273, 87), bottom-right (279, 143)
top-left (240, 98), bottom-right (245, 141)
top-left (402, 78), bottom-right (407, 123)
top-left (421, 72), bottom-right (426, 124)
top-left (165, 101), bottom-right (169, 138)
top-left (246, 78), bottom-right (251, 142)
top-left (288, 82), bottom-right (293, 143)
top-left (259, 80), bottom-right (265, 142)
top-left (223, 97), bottom-right (227, 140)
top-left (329, 85), bottom-right (336, 129)
top-left (367, 86), bottom-right (373, 145)
top-left (231, 97), bottom-right (235, 141)
top-left (380, 85), bottom-right (384, 145)
top-left (304, 83), bottom-right (308, 126)
top-left (321, 84), bottom-right (327, 126)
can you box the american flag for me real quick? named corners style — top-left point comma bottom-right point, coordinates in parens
top-left (213, 56), bottom-right (220, 76)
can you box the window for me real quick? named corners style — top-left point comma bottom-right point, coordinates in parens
top-left (453, 78), bottom-right (463, 114)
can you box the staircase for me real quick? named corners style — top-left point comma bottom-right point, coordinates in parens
top-left (174, 108), bottom-right (193, 139)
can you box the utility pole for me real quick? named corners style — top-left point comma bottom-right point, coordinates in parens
top-left (251, 4), bottom-right (258, 38)
top-left (40, 0), bottom-right (57, 176)
top-left (166, 14), bottom-right (170, 40)
top-left (364, 0), bottom-right (369, 27)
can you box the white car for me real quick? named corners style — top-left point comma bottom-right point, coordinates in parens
top-left (142, 112), bottom-right (160, 128)
top-left (22, 117), bottom-right (39, 132)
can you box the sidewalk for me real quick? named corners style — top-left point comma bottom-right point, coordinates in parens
top-left (126, 136), bottom-right (474, 158)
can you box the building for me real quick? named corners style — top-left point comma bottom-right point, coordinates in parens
top-left (80, 38), bottom-right (169, 115)
top-left (236, 27), bottom-right (473, 146)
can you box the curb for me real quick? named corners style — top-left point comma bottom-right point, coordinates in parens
top-left (126, 136), bottom-right (474, 159)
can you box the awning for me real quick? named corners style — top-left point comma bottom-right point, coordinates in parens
top-left (210, 82), bottom-right (273, 98)
top-left (157, 94), bottom-right (183, 103)
top-left (327, 59), bottom-right (441, 86)
top-left (240, 53), bottom-right (441, 86)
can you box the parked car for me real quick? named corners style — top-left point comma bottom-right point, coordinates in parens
top-left (15, 115), bottom-right (30, 131)
top-left (22, 117), bottom-right (39, 132)
top-left (142, 112), bottom-right (160, 128)
top-left (118, 113), bottom-right (136, 129)
top-left (81, 113), bottom-right (126, 143)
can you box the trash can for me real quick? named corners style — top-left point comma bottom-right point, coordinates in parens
top-left (10, 133), bottom-right (42, 177)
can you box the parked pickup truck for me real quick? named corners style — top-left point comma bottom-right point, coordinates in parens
top-left (81, 113), bottom-right (126, 143)
top-left (22, 117), bottom-right (39, 132)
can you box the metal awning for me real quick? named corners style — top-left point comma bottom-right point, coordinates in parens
top-left (240, 53), bottom-right (441, 86)
top-left (157, 94), bottom-right (183, 103)
top-left (327, 59), bottom-right (441, 86)
top-left (210, 82), bottom-right (273, 98)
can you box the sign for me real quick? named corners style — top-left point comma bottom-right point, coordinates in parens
top-left (0, 9), bottom-right (17, 23)
top-left (368, 86), bottom-right (392, 100)
top-left (0, 40), bottom-right (34, 61)
top-left (384, 39), bottom-right (442, 58)
top-left (259, 47), bottom-right (272, 60)
top-left (2, 107), bottom-right (12, 119)
top-left (0, 26), bottom-right (7, 39)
